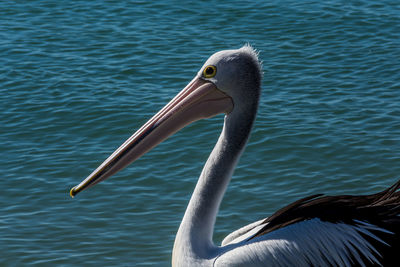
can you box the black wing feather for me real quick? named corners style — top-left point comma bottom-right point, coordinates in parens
top-left (250, 179), bottom-right (400, 266)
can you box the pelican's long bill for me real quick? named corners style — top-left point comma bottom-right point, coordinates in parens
top-left (70, 78), bottom-right (233, 197)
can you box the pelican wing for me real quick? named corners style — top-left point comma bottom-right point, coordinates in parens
top-left (216, 179), bottom-right (400, 266)
top-left (216, 218), bottom-right (386, 267)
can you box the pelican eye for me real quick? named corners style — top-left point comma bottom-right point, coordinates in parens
top-left (203, 65), bottom-right (217, 78)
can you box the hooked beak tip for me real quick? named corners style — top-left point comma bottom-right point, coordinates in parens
top-left (70, 186), bottom-right (78, 198)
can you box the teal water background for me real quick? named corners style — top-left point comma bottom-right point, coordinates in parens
top-left (1, 1), bottom-right (400, 265)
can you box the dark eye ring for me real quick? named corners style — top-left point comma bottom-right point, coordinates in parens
top-left (203, 65), bottom-right (217, 78)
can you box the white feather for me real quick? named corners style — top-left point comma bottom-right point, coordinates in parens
top-left (214, 218), bottom-right (385, 267)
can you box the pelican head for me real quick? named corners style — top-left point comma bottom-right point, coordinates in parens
top-left (199, 46), bottom-right (262, 108)
top-left (70, 45), bottom-right (262, 197)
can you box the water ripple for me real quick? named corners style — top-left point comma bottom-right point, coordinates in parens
top-left (1, 0), bottom-right (400, 265)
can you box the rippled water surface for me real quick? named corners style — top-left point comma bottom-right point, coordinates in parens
top-left (1, 1), bottom-right (400, 265)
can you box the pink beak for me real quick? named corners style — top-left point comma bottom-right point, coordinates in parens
top-left (70, 78), bottom-right (233, 197)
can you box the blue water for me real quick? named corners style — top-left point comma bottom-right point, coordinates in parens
top-left (1, 1), bottom-right (400, 265)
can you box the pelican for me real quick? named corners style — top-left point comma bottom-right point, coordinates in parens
top-left (70, 46), bottom-right (400, 266)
